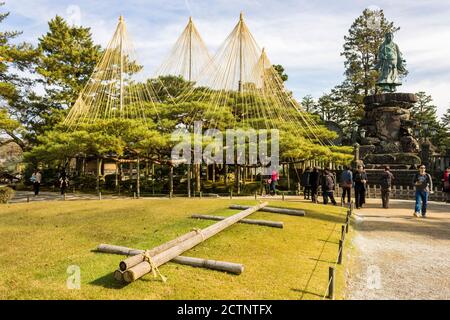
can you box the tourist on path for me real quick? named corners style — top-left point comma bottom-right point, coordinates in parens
top-left (270, 170), bottom-right (279, 196)
top-left (59, 171), bottom-right (69, 196)
top-left (380, 166), bottom-right (395, 209)
top-left (340, 166), bottom-right (353, 205)
top-left (309, 167), bottom-right (320, 203)
top-left (322, 168), bottom-right (337, 205)
top-left (412, 164), bottom-right (433, 218)
top-left (354, 165), bottom-right (368, 209)
top-left (301, 167), bottom-right (312, 200)
top-left (30, 169), bottom-right (42, 196)
top-left (442, 166), bottom-right (450, 203)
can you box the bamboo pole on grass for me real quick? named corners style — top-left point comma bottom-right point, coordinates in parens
top-left (191, 214), bottom-right (283, 228)
top-left (229, 204), bottom-right (305, 216)
top-left (97, 244), bottom-right (244, 275)
top-left (122, 202), bottom-right (268, 282)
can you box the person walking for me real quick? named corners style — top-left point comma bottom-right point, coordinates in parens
top-left (380, 166), bottom-right (395, 209)
top-left (31, 169), bottom-right (42, 196)
top-left (270, 169), bottom-right (279, 196)
top-left (413, 164), bottom-right (433, 218)
top-left (301, 167), bottom-right (312, 200)
top-left (340, 166), bottom-right (353, 205)
top-left (442, 165), bottom-right (450, 203)
top-left (322, 168), bottom-right (337, 205)
top-left (354, 165), bottom-right (367, 209)
top-left (309, 167), bottom-right (320, 203)
top-left (59, 171), bottom-right (69, 196)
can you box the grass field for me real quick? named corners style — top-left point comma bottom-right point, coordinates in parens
top-left (0, 197), bottom-right (351, 299)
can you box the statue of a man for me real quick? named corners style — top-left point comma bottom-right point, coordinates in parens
top-left (375, 32), bottom-right (406, 92)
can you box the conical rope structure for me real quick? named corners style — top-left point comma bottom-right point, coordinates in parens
top-left (63, 16), bottom-right (160, 128)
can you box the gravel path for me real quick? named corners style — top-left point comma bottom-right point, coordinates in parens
top-left (346, 199), bottom-right (450, 300)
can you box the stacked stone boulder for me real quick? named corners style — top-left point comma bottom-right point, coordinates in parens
top-left (358, 93), bottom-right (421, 168)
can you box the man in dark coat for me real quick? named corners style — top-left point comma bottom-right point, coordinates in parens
top-left (301, 167), bottom-right (312, 200)
top-left (322, 169), bottom-right (337, 205)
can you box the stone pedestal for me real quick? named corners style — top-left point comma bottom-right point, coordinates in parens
top-left (358, 93), bottom-right (421, 166)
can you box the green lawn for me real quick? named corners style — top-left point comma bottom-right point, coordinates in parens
top-left (0, 198), bottom-right (350, 299)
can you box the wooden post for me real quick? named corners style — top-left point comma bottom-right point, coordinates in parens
top-left (97, 244), bottom-right (244, 275)
top-left (136, 155), bottom-right (140, 198)
top-left (346, 222), bottom-right (349, 234)
top-left (287, 163), bottom-right (290, 190)
top-left (191, 214), bottom-right (283, 228)
top-left (99, 192), bottom-right (102, 200)
top-left (328, 266), bottom-right (335, 299)
top-left (224, 164), bottom-right (228, 185)
top-left (338, 240), bottom-right (343, 264)
top-left (96, 157), bottom-right (100, 193)
top-left (152, 163), bottom-right (155, 195)
top-left (187, 164), bottom-right (191, 198)
top-left (169, 165), bottom-right (174, 197)
top-left (341, 225), bottom-right (345, 241)
top-left (122, 202), bottom-right (269, 282)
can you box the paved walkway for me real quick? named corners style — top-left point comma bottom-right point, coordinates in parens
top-left (346, 199), bottom-right (450, 300)
top-left (8, 191), bottom-right (124, 203)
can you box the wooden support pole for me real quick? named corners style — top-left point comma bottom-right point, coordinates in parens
top-left (187, 164), bottom-right (191, 198)
top-left (169, 165), bottom-right (174, 196)
top-left (229, 204), bottom-right (305, 216)
top-left (328, 266), bottom-right (335, 299)
top-left (341, 225), bottom-right (346, 241)
top-left (122, 202), bottom-right (268, 282)
top-left (346, 222), bottom-right (349, 234)
top-left (136, 155), bottom-right (140, 198)
top-left (191, 214), bottom-right (283, 228)
top-left (97, 244), bottom-right (244, 275)
top-left (338, 240), bottom-right (343, 264)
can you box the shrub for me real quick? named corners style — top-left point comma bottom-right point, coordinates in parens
top-left (0, 186), bottom-right (15, 204)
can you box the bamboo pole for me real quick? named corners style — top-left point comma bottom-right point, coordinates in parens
top-left (191, 214), bottom-right (283, 228)
top-left (122, 202), bottom-right (268, 282)
top-left (116, 230), bottom-right (199, 270)
top-left (98, 244), bottom-right (243, 275)
top-left (229, 204), bottom-right (305, 216)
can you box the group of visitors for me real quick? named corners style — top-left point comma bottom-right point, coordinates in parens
top-left (300, 164), bottom-right (450, 218)
top-left (29, 169), bottom-right (70, 196)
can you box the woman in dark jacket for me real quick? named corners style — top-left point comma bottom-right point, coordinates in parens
top-left (309, 167), bottom-right (320, 203)
top-left (354, 165), bottom-right (368, 209)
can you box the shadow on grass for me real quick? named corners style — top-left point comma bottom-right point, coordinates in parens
top-left (89, 272), bottom-right (128, 289)
top-left (290, 288), bottom-right (323, 299)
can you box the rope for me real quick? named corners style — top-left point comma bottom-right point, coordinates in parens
top-left (142, 250), bottom-right (167, 283)
top-left (191, 227), bottom-right (206, 241)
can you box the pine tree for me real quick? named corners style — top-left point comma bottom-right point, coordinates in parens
top-left (0, 3), bottom-right (38, 151)
top-left (36, 15), bottom-right (101, 109)
top-left (441, 106), bottom-right (450, 129)
top-left (301, 95), bottom-right (316, 113)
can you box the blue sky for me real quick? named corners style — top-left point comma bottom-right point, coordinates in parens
top-left (3, 0), bottom-right (450, 117)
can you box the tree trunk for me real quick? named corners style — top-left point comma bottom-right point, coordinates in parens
top-left (169, 165), bottom-right (173, 196)
top-left (136, 156), bottom-right (140, 198)
top-left (195, 164), bottom-right (201, 192)
top-left (187, 164), bottom-right (191, 197)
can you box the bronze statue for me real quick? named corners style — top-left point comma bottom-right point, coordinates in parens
top-left (375, 32), bottom-right (406, 92)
